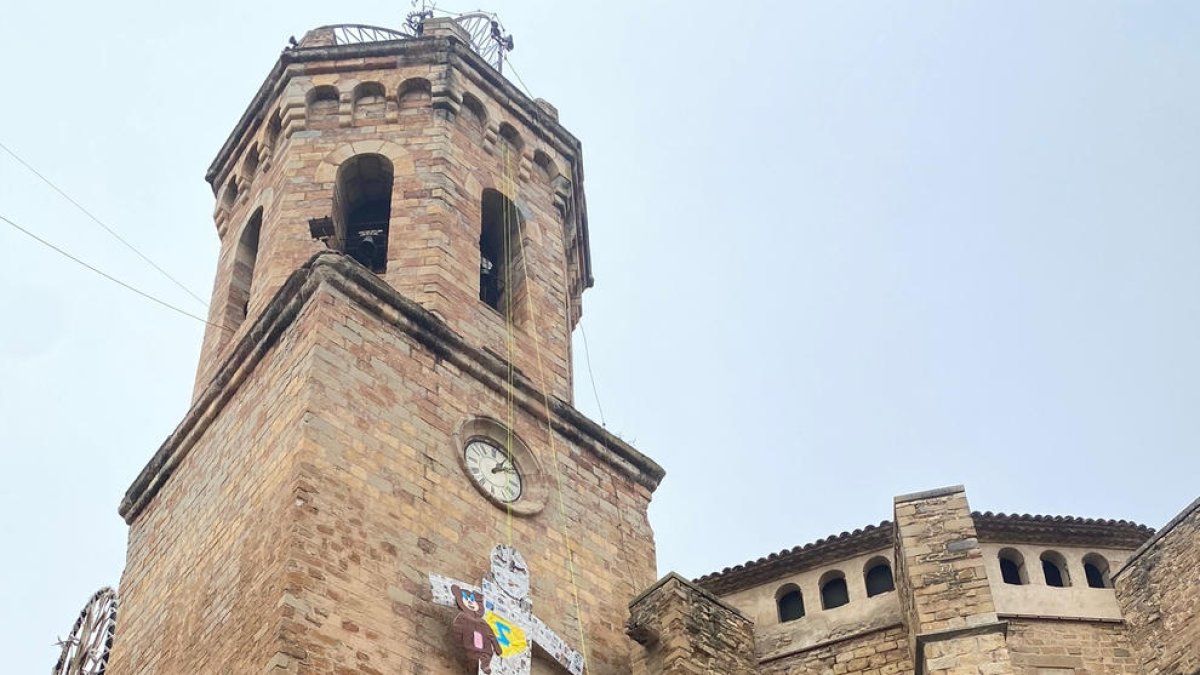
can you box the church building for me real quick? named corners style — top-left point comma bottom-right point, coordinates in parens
top-left (102, 16), bottom-right (1199, 675)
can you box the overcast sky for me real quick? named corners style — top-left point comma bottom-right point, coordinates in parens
top-left (2, 1), bottom-right (1198, 671)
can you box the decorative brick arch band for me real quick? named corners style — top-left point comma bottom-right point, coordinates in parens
top-left (315, 140), bottom-right (414, 183)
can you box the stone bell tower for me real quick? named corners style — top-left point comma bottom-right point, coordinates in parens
top-left (108, 16), bottom-right (663, 675)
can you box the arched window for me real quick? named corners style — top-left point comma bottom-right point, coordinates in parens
top-left (334, 154), bottom-right (393, 273)
top-left (460, 92), bottom-right (487, 141)
top-left (819, 571), bottom-right (849, 610)
top-left (998, 548), bottom-right (1027, 585)
top-left (352, 82), bottom-right (388, 122)
top-left (398, 78), bottom-right (432, 114)
top-left (1082, 553), bottom-right (1111, 589)
top-left (227, 208), bottom-right (262, 328)
top-left (864, 558), bottom-right (895, 597)
top-left (479, 189), bottom-right (524, 314)
top-left (306, 85), bottom-right (340, 130)
top-left (533, 150), bottom-right (558, 182)
top-left (266, 110), bottom-right (282, 152)
top-left (221, 178), bottom-right (239, 210)
top-left (1041, 551), bottom-right (1071, 588)
top-left (242, 144), bottom-right (260, 181)
top-left (498, 122), bottom-right (524, 163)
top-left (776, 584), bottom-right (805, 623)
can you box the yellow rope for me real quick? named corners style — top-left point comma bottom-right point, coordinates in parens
top-left (502, 141), bottom-right (517, 548)
top-left (510, 180), bottom-right (593, 674)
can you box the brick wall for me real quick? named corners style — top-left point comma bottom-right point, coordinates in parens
top-left (892, 486), bottom-right (1014, 675)
top-left (627, 573), bottom-right (758, 675)
top-left (280, 271), bottom-right (659, 674)
top-left (1114, 497), bottom-right (1200, 675)
top-left (113, 257), bottom-right (662, 674)
top-left (108, 285), bottom-right (318, 673)
top-left (196, 36), bottom-right (586, 408)
top-left (759, 625), bottom-right (912, 675)
top-left (1005, 619), bottom-right (1140, 674)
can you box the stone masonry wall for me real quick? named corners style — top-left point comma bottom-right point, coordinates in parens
top-left (893, 486), bottom-right (1014, 675)
top-left (627, 573), bottom-right (757, 675)
top-left (1005, 619), bottom-right (1140, 675)
top-left (273, 270), bottom-right (659, 674)
top-left (758, 625), bottom-right (912, 675)
top-left (108, 287), bottom-right (320, 673)
top-left (195, 39), bottom-right (582, 408)
top-left (1114, 497), bottom-right (1200, 675)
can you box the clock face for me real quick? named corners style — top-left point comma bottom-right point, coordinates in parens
top-left (464, 438), bottom-right (523, 503)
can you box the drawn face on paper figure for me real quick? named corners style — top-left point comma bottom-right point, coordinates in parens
top-left (454, 585), bottom-right (485, 616)
top-left (490, 545), bottom-right (530, 600)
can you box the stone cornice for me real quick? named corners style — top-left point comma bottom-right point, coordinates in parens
top-left (120, 252), bottom-right (662, 525)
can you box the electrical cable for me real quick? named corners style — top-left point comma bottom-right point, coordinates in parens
top-left (0, 140), bottom-right (210, 308)
top-left (0, 212), bottom-right (230, 332)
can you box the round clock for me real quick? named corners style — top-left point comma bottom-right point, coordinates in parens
top-left (464, 438), bottom-right (523, 503)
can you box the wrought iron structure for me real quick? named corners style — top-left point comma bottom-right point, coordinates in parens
top-left (53, 587), bottom-right (118, 675)
top-left (312, 9), bottom-right (514, 73)
top-left (325, 24), bottom-right (412, 46)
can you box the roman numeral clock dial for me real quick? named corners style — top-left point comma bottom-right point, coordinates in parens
top-left (464, 439), bottom-right (523, 503)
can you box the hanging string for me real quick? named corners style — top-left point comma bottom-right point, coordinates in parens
top-left (507, 183), bottom-right (594, 675)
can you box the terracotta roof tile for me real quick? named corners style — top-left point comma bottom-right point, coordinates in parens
top-left (695, 511), bottom-right (1154, 596)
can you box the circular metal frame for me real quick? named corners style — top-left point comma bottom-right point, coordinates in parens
top-left (53, 587), bottom-right (118, 675)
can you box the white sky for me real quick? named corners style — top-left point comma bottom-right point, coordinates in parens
top-left (2, 1), bottom-right (1198, 671)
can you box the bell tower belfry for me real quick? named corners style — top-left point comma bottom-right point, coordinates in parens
top-left (192, 16), bottom-right (591, 405)
top-left (109, 16), bottom-right (663, 675)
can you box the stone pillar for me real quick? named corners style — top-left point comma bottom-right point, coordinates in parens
top-left (893, 485), bottom-right (1015, 675)
top-left (1113, 496), bottom-right (1200, 675)
top-left (627, 573), bottom-right (757, 675)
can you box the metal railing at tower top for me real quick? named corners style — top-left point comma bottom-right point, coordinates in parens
top-left (303, 11), bottom-right (514, 74)
top-left (322, 24), bottom-right (414, 46)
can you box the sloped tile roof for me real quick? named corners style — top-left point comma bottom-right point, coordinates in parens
top-left (695, 512), bottom-right (1153, 596)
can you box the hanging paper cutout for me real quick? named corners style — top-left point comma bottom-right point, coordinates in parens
top-left (430, 545), bottom-right (585, 675)
top-left (450, 584), bottom-right (503, 673)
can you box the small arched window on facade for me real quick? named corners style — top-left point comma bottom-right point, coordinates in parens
top-left (221, 178), bottom-right (239, 211)
top-left (398, 78), bottom-right (431, 116)
top-left (1041, 551), bottom-right (1071, 588)
top-left (460, 92), bottom-right (487, 142)
top-left (227, 208), bottom-right (262, 328)
top-left (266, 110), bottom-right (282, 153)
top-left (864, 558), bottom-right (895, 597)
top-left (334, 154), bottom-right (393, 273)
top-left (242, 144), bottom-right (260, 183)
top-left (776, 584), bottom-right (805, 623)
top-left (1082, 553), bottom-right (1111, 589)
top-left (479, 189), bottom-right (524, 315)
top-left (306, 85), bottom-right (340, 130)
top-left (353, 82), bottom-right (389, 122)
top-left (819, 571), bottom-right (850, 610)
top-left (998, 548), bottom-right (1027, 585)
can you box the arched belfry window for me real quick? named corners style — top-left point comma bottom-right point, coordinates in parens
top-left (227, 208), bottom-right (262, 328)
top-left (776, 584), bottom-right (805, 623)
top-left (479, 189), bottom-right (524, 314)
top-left (864, 558), bottom-right (895, 597)
top-left (1041, 551), bottom-right (1071, 588)
top-left (998, 548), bottom-right (1027, 585)
top-left (334, 154), bottom-right (393, 273)
top-left (1082, 553), bottom-right (1111, 589)
top-left (819, 571), bottom-right (849, 610)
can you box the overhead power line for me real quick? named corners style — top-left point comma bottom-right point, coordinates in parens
top-left (0, 140), bottom-right (210, 308)
top-left (0, 212), bottom-right (228, 331)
